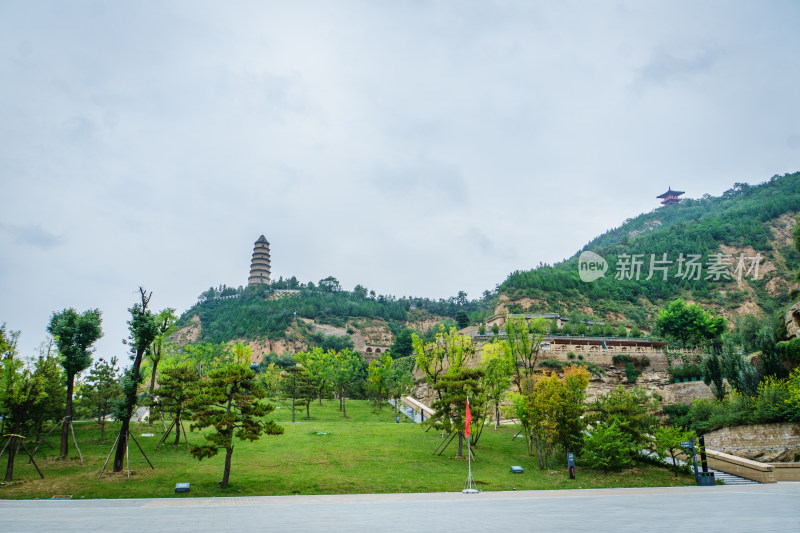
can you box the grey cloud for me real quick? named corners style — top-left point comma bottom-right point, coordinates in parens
top-left (1, 1), bottom-right (799, 360)
top-left (213, 70), bottom-right (308, 123)
top-left (2, 223), bottom-right (64, 249)
top-left (638, 46), bottom-right (720, 84)
top-left (371, 158), bottom-right (468, 207)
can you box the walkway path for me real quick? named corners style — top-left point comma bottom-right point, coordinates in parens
top-left (3, 484), bottom-right (799, 532)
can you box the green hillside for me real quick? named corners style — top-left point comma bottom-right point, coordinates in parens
top-left (176, 172), bottom-right (799, 347)
top-left (499, 172), bottom-right (800, 327)
top-left (175, 278), bottom-right (489, 348)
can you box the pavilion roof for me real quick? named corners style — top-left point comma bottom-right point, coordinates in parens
top-left (657, 187), bottom-right (685, 198)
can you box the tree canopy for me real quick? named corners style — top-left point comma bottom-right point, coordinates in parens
top-left (654, 299), bottom-right (726, 349)
top-left (189, 364), bottom-right (283, 488)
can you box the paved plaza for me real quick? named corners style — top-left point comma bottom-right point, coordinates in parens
top-left (3, 483), bottom-right (799, 532)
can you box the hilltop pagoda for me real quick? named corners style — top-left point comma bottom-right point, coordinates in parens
top-left (657, 187), bottom-right (684, 206)
top-left (248, 235), bottom-right (271, 286)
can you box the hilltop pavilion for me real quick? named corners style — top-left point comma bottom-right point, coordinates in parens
top-left (657, 187), bottom-right (684, 206)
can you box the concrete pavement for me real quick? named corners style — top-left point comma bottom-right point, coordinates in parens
top-left (3, 483), bottom-right (799, 532)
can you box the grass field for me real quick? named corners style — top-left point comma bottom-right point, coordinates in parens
top-left (0, 400), bottom-right (694, 499)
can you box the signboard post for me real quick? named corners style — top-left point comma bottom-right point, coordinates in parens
top-left (567, 452), bottom-right (575, 480)
top-left (681, 438), bottom-right (714, 485)
top-left (681, 440), bottom-right (699, 478)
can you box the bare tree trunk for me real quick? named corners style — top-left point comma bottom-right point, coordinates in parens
top-left (342, 387), bottom-right (347, 418)
top-left (533, 433), bottom-right (544, 469)
top-left (113, 287), bottom-right (151, 473)
top-left (4, 437), bottom-right (16, 481)
top-left (220, 446), bottom-right (234, 488)
top-left (457, 432), bottom-right (463, 457)
top-left (5, 420), bottom-right (22, 481)
top-left (494, 402), bottom-right (500, 430)
top-left (149, 361), bottom-right (159, 398)
top-left (174, 412), bottom-right (181, 445)
top-left (61, 374), bottom-right (75, 457)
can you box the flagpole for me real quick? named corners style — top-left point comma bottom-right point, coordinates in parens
top-left (463, 395), bottom-right (477, 493)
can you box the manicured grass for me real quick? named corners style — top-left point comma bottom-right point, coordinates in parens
top-left (0, 400), bottom-right (694, 499)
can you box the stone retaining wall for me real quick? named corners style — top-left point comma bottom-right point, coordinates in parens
top-left (411, 346), bottom-right (715, 410)
top-left (704, 422), bottom-right (800, 463)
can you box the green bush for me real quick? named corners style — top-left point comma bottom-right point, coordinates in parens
top-left (540, 359), bottom-right (567, 370)
top-left (582, 422), bottom-right (639, 473)
top-left (670, 364), bottom-right (702, 382)
top-left (587, 386), bottom-right (659, 448)
top-left (613, 354), bottom-right (632, 365)
top-left (653, 425), bottom-right (696, 477)
top-left (753, 377), bottom-right (791, 423)
top-left (537, 359), bottom-right (604, 377)
top-left (576, 361), bottom-right (605, 377)
top-left (567, 351), bottom-right (576, 359)
top-left (662, 403), bottom-right (691, 426)
top-left (614, 354), bottom-right (650, 369)
top-left (777, 338), bottom-right (800, 363)
top-left (625, 362), bottom-right (641, 383)
top-left (685, 394), bottom-right (753, 433)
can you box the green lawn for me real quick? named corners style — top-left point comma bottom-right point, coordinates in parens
top-left (0, 400), bottom-right (694, 499)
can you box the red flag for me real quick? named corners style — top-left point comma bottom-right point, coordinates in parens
top-left (465, 398), bottom-right (471, 438)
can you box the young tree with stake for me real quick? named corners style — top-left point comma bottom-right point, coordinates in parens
top-left (113, 288), bottom-right (159, 473)
top-left (47, 308), bottom-right (103, 458)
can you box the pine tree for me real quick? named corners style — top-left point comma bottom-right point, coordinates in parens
top-left (428, 367), bottom-right (485, 457)
top-left (189, 364), bottom-right (282, 488)
top-left (82, 357), bottom-right (121, 439)
top-left (153, 362), bottom-right (200, 445)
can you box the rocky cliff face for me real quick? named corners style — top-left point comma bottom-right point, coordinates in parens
top-left (786, 302), bottom-right (800, 339)
top-left (410, 343), bottom-right (714, 410)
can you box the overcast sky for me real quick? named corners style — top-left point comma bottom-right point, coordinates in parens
top-left (2, 1), bottom-right (799, 359)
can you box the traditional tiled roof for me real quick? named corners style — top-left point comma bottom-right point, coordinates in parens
top-left (657, 187), bottom-right (685, 198)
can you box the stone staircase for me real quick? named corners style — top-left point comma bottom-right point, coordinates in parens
top-left (707, 467), bottom-right (759, 485)
top-left (645, 450), bottom-right (760, 485)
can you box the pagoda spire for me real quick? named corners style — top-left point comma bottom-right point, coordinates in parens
top-left (248, 235), bottom-right (271, 286)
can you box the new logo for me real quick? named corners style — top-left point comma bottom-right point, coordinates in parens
top-left (578, 251), bottom-right (607, 282)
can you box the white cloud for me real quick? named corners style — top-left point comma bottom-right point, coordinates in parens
top-left (1, 1), bottom-right (799, 358)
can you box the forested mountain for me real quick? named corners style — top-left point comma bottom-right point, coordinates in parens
top-left (174, 279), bottom-right (489, 347)
top-left (499, 172), bottom-right (800, 327)
top-left (175, 172), bottom-right (799, 349)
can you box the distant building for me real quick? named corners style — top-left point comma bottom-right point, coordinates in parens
top-left (657, 187), bottom-right (684, 206)
top-left (248, 235), bottom-right (271, 286)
